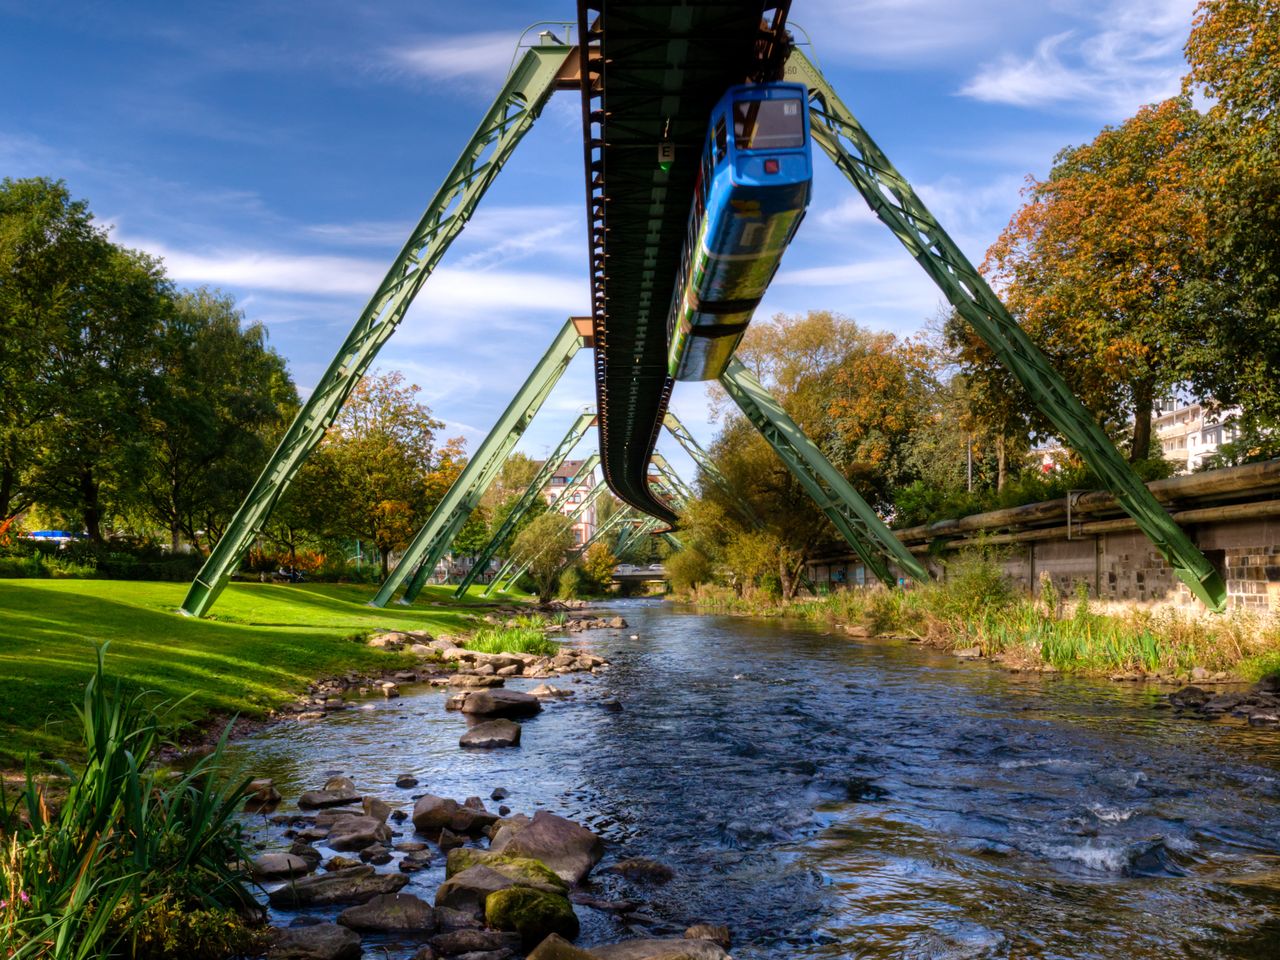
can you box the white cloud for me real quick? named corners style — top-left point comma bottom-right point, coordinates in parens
top-left (127, 236), bottom-right (585, 311)
top-left (960, 0), bottom-right (1197, 114)
top-left (387, 31), bottom-right (518, 82)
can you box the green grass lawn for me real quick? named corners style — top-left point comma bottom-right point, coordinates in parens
top-left (0, 579), bottom-right (526, 767)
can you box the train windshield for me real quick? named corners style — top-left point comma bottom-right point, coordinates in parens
top-left (732, 97), bottom-right (804, 149)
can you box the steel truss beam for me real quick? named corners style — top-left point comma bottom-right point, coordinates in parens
top-left (487, 459), bottom-right (603, 594)
top-left (453, 411), bottom-right (596, 597)
top-left (180, 44), bottom-right (573, 617)
top-left (614, 515), bottom-right (661, 559)
top-left (787, 50), bottom-right (1226, 611)
top-left (371, 318), bottom-right (586, 606)
top-left (721, 359), bottom-right (929, 588)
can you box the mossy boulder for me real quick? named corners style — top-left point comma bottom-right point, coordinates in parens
top-left (485, 885), bottom-right (579, 948)
top-left (445, 848), bottom-right (568, 891)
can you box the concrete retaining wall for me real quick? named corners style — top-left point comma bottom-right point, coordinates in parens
top-left (808, 515), bottom-right (1280, 613)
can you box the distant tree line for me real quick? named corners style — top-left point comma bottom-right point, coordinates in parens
top-left (0, 177), bottom-right (480, 581)
top-left (670, 0), bottom-right (1280, 599)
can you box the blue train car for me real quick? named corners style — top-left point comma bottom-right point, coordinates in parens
top-left (667, 81), bottom-right (812, 381)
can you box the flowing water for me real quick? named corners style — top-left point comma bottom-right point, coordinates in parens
top-left (230, 600), bottom-right (1280, 958)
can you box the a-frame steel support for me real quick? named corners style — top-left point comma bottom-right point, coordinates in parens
top-left (180, 43), bottom-right (573, 617)
top-left (649, 454), bottom-right (693, 506)
top-left (614, 515), bottom-right (661, 559)
top-left (662, 412), bottom-right (760, 525)
top-left (453, 410), bottom-right (595, 597)
top-left (787, 50), bottom-right (1226, 611)
top-left (372, 317), bottom-right (588, 606)
top-left (485, 456), bottom-right (602, 595)
top-left (721, 358), bottom-right (929, 588)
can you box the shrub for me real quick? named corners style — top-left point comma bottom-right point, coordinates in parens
top-left (0, 647), bottom-right (257, 959)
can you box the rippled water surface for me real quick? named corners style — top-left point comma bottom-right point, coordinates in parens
top-left (229, 600), bottom-right (1280, 958)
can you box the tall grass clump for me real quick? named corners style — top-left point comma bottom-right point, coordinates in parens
top-left (0, 647), bottom-right (261, 959)
top-left (466, 624), bottom-right (559, 657)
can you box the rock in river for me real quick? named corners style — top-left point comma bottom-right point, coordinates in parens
top-left (485, 885), bottom-right (579, 948)
top-left (590, 940), bottom-right (729, 960)
top-left (327, 815), bottom-right (393, 852)
top-left (268, 865), bottom-right (408, 908)
top-left (337, 893), bottom-right (438, 933)
top-left (412, 794), bottom-right (499, 836)
top-left (434, 864), bottom-right (520, 916)
top-left (298, 789), bottom-right (362, 810)
top-left (489, 811), bottom-right (603, 885)
top-left (252, 852), bottom-right (314, 880)
top-left (267, 923), bottom-right (362, 960)
top-left (445, 849), bottom-right (567, 891)
top-left (459, 689), bottom-right (542, 719)
top-left (460, 719), bottom-right (522, 749)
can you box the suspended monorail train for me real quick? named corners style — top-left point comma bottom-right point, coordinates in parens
top-left (666, 81), bottom-right (813, 381)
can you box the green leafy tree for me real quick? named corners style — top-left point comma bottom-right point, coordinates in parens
top-left (311, 372), bottom-right (450, 577)
top-left (580, 540), bottom-right (617, 591)
top-left (0, 178), bottom-right (118, 524)
top-left (26, 243), bottom-right (170, 540)
top-left (510, 511), bottom-right (574, 603)
top-left (138, 289), bottom-right (297, 551)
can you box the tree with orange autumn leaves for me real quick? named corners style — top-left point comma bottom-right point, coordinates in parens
top-left (969, 97), bottom-right (1209, 463)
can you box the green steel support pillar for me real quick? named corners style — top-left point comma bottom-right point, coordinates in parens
top-left (453, 411), bottom-right (595, 597)
top-left (372, 317), bottom-right (586, 606)
top-left (721, 358), bottom-right (928, 588)
top-left (487, 460), bottom-right (604, 594)
top-left (649, 455), bottom-right (693, 506)
top-left (180, 44), bottom-right (572, 617)
top-left (787, 50), bottom-right (1226, 612)
top-left (662, 412), bottom-right (761, 525)
top-left (614, 516), bottom-right (660, 559)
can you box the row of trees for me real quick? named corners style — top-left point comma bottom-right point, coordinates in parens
top-left (0, 178), bottom-right (487, 579)
top-left (670, 0), bottom-right (1280, 598)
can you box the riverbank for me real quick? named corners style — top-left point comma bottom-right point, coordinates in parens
top-left (0, 579), bottom-right (535, 769)
top-left (682, 562), bottom-right (1280, 683)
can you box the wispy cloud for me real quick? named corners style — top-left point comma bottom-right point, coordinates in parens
top-left (960, 0), bottom-right (1197, 114)
top-left (386, 31), bottom-right (518, 83)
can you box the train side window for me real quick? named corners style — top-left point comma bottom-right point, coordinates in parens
top-left (714, 117), bottom-right (727, 164)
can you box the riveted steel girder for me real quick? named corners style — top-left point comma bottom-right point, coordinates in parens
top-left (180, 44), bottom-right (572, 618)
top-left (787, 50), bottom-right (1226, 611)
top-left (488, 458), bottom-right (603, 594)
top-left (372, 318), bottom-right (585, 606)
top-left (721, 358), bottom-right (929, 588)
top-left (453, 411), bottom-right (596, 597)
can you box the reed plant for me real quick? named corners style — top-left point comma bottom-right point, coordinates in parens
top-left (0, 646), bottom-right (259, 960)
top-left (466, 624), bottom-right (559, 657)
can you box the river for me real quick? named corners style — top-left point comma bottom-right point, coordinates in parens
top-left (230, 599), bottom-right (1280, 958)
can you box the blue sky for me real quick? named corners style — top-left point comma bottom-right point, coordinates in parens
top-left (0, 0), bottom-right (1202, 484)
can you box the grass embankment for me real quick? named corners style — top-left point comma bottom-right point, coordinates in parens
top-left (0, 579), bottom-right (527, 768)
top-left (688, 558), bottom-right (1280, 681)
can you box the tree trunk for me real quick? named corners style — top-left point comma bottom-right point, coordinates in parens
top-left (170, 521), bottom-right (181, 554)
top-left (996, 435), bottom-right (1008, 491)
top-left (1130, 378), bottom-right (1155, 463)
top-left (81, 470), bottom-right (102, 542)
top-left (380, 547), bottom-right (390, 579)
